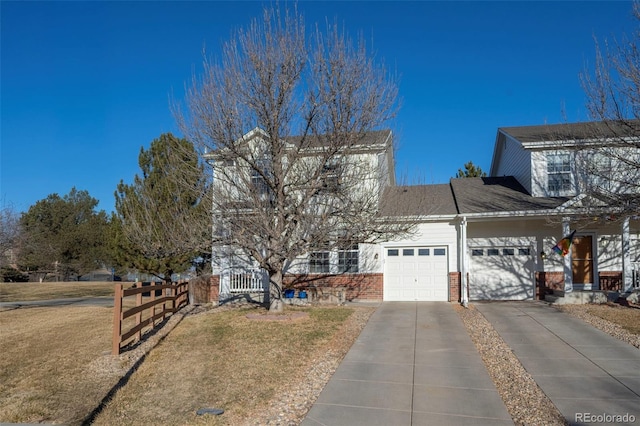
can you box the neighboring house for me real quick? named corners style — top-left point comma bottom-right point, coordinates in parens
top-left (209, 121), bottom-right (640, 303)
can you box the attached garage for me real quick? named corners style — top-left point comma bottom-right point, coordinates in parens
top-left (469, 246), bottom-right (535, 300)
top-left (384, 246), bottom-right (449, 301)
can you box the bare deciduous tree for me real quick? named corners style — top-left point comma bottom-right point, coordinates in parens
top-left (174, 5), bottom-right (414, 312)
top-left (0, 205), bottom-right (21, 268)
top-left (578, 2), bottom-right (640, 216)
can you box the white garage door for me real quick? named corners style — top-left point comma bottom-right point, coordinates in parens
top-left (384, 247), bottom-right (449, 301)
top-left (469, 247), bottom-right (534, 300)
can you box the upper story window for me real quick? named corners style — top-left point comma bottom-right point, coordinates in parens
top-left (585, 150), bottom-right (613, 193)
top-left (547, 153), bottom-right (571, 193)
top-left (251, 158), bottom-right (272, 196)
top-left (319, 160), bottom-right (341, 194)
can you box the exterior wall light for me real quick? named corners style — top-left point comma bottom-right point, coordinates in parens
top-left (540, 251), bottom-right (547, 260)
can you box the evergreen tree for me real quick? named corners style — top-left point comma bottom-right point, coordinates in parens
top-left (114, 133), bottom-right (211, 282)
top-left (456, 161), bottom-right (487, 178)
top-left (19, 188), bottom-right (110, 281)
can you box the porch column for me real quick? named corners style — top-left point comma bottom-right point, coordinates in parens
top-left (622, 216), bottom-right (632, 293)
top-left (460, 216), bottom-right (469, 307)
top-left (218, 246), bottom-right (231, 300)
top-left (563, 218), bottom-right (573, 293)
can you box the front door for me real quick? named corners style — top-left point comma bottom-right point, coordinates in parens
top-left (572, 235), bottom-right (593, 285)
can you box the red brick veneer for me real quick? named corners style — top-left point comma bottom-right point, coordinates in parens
top-left (535, 271), bottom-right (564, 299)
top-left (284, 273), bottom-right (383, 301)
top-left (209, 275), bottom-right (220, 302)
top-left (448, 272), bottom-right (461, 303)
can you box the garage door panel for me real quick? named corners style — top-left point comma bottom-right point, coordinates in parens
top-left (470, 247), bottom-right (534, 300)
top-left (384, 246), bottom-right (448, 302)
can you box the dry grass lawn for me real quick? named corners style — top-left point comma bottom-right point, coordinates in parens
top-left (582, 303), bottom-right (640, 335)
top-left (92, 306), bottom-right (360, 426)
top-left (0, 305), bottom-right (119, 425)
top-left (0, 301), bottom-right (368, 426)
top-left (0, 281), bottom-right (121, 302)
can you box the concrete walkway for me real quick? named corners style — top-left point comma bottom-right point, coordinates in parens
top-left (302, 302), bottom-right (512, 425)
top-left (476, 302), bottom-right (640, 426)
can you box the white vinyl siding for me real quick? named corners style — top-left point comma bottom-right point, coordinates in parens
top-left (384, 221), bottom-right (458, 272)
top-left (492, 133), bottom-right (532, 194)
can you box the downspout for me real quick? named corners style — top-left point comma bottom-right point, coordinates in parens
top-left (460, 216), bottom-right (469, 307)
top-left (622, 216), bottom-right (632, 293)
top-left (562, 218), bottom-right (573, 293)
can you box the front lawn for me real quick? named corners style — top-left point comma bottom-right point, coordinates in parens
top-left (92, 305), bottom-right (372, 425)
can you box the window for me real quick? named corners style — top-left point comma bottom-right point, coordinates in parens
top-left (518, 248), bottom-right (531, 256)
top-left (403, 249), bottom-right (414, 256)
top-left (309, 251), bottom-right (330, 273)
top-left (471, 249), bottom-right (484, 256)
top-left (251, 158), bottom-right (272, 196)
top-left (434, 248), bottom-right (446, 256)
top-left (547, 153), bottom-right (571, 193)
top-left (586, 150), bottom-right (613, 193)
top-left (319, 161), bottom-right (340, 193)
top-left (388, 249), bottom-right (399, 256)
top-left (502, 248), bottom-right (515, 256)
top-left (338, 244), bottom-right (358, 273)
top-left (418, 248), bottom-right (430, 256)
top-left (487, 248), bottom-right (500, 256)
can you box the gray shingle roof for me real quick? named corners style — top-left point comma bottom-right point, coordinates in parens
top-left (380, 184), bottom-right (457, 217)
top-left (380, 177), bottom-right (568, 218)
top-left (450, 177), bottom-right (567, 214)
top-left (500, 120), bottom-right (639, 144)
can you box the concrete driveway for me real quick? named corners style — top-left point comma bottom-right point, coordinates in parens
top-left (302, 302), bottom-right (512, 426)
top-left (476, 301), bottom-right (640, 426)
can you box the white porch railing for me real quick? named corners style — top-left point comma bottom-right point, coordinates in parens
top-left (227, 268), bottom-right (268, 293)
top-left (633, 262), bottom-right (640, 289)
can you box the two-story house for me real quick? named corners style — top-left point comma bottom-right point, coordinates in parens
top-left (207, 128), bottom-right (400, 301)
top-left (209, 121), bottom-right (640, 304)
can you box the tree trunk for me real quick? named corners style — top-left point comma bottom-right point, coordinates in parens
top-left (268, 269), bottom-right (284, 313)
top-left (164, 269), bottom-right (174, 284)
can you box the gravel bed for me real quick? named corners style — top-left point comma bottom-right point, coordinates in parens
top-left (556, 304), bottom-right (640, 349)
top-left (454, 304), bottom-right (567, 426)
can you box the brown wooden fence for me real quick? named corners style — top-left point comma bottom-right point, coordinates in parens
top-left (112, 281), bottom-right (189, 355)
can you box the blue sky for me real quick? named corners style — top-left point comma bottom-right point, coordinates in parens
top-left (1, 1), bottom-right (636, 213)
